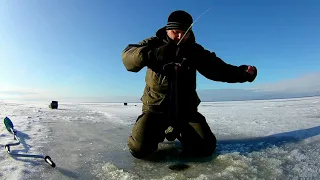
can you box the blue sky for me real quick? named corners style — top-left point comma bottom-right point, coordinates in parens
top-left (0, 0), bottom-right (319, 102)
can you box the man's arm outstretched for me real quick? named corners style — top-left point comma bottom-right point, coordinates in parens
top-left (194, 44), bottom-right (257, 83)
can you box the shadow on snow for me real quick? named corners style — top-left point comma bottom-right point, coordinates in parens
top-left (144, 125), bottom-right (320, 163)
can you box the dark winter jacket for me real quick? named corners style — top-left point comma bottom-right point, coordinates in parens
top-left (122, 27), bottom-right (249, 115)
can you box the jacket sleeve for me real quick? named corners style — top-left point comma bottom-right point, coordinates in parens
top-left (122, 37), bottom-right (159, 72)
top-left (194, 44), bottom-right (248, 83)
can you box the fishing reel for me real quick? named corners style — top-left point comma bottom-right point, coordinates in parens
top-left (162, 57), bottom-right (192, 76)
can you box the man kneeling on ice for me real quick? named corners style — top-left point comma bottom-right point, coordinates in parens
top-left (122, 10), bottom-right (257, 159)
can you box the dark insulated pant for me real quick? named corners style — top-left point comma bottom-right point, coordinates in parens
top-left (127, 111), bottom-right (217, 159)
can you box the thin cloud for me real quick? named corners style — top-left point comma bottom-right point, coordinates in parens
top-left (1, 72), bottom-right (319, 103)
top-left (253, 72), bottom-right (320, 93)
top-left (0, 90), bottom-right (38, 95)
top-left (0, 86), bottom-right (64, 102)
top-left (198, 72), bottom-right (320, 102)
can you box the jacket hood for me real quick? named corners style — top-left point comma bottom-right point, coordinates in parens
top-left (155, 26), bottom-right (196, 45)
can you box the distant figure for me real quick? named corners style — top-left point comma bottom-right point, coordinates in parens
top-left (124, 103), bottom-right (128, 106)
top-left (122, 10), bottom-right (257, 159)
top-left (49, 101), bottom-right (58, 109)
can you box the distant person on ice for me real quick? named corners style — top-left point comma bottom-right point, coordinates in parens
top-left (122, 10), bottom-right (257, 159)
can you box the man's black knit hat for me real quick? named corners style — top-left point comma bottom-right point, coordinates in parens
top-left (166, 10), bottom-right (193, 31)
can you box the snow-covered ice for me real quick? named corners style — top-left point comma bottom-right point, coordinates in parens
top-left (0, 96), bottom-right (319, 180)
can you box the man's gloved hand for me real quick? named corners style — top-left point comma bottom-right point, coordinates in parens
top-left (176, 43), bottom-right (194, 59)
top-left (146, 43), bottom-right (178, 71)
top-left (239, 65), bottom-right (258, 82)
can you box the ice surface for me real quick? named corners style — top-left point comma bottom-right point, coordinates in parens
top-left (0, 97), bottom-right (319, 179)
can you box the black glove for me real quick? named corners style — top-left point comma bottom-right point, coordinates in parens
top-left (147, 43), bottom-right (178, 68)
top-left (239, 65), bottom-right (257, 82)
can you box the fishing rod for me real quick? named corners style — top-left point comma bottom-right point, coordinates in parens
top-left (177, 6), bottom-right (213, 46)
top-left (163, 6), bottom-right (213, 70)
top-left (165, 7), bottom-right (213, 139)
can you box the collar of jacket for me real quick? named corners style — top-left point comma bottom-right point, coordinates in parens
top-left (155, 26), bottom-right (196, 46)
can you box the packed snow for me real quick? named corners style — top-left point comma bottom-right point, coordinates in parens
top-left (0, 96), bottom-right (319, 180)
